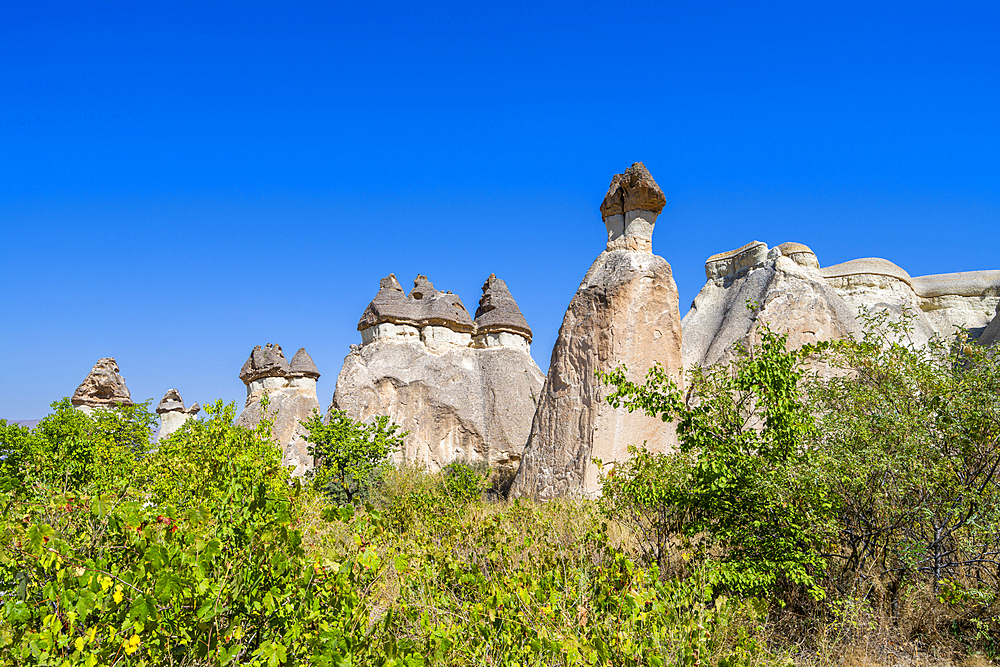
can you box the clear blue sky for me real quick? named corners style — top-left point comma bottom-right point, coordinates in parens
top-left (3, 1), bottom-right (998, 419)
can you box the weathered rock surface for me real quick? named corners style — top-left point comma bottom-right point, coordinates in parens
top-left (71, 358), bottom-right (133, 413)
top-left (980, 309), bottom-right (1000, 347)
top-left (682, 241), bottom-right (861, 370)
top-left (511, 163), bottom-right (683, 501)
top-left (155, 389), bottom-right (200, 441)
top-left (821, 260), bottom-right (1000, 343)
top-left (474, 274), bottom-right (533, 352)
top-left (684, 242), bottom-right (1000, 369)
top-left (330, 275), bottom-right (544, 472)
top-left (599, 162), bottom-right (666, 253)
top-left (234, 345), bottom-right (321, 476)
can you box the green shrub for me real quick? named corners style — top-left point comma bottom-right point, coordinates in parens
top-left (599, 325), bottom-right (837, 600)
top-left (301, 410), bottom-right (407, 506)
top-left (1, 398), bottom-right (155, 497)
top-left (808, 310), bottom-right (1000, 621)
top-left (139, 400), bottom-right (288, 508)
top-left (440, 460), bottom-right (488, 503)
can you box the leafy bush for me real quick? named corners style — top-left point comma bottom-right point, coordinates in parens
top-left (301, 410), bottom-right (407, 506)
top-left (1, 398), bottom-right (155, 496)
top-left (139, 400), bottom-right (288, 507)
top-left (599, 326), bottom-right (836, 600)
top-left (440, 460), bottom-right (488, 503)
top-left (808, 311), bottom-right (1000, 623)
top-left (0, 469), bottom-right (378, 666)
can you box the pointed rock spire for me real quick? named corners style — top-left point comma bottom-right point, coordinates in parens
top-left (409, 275), bottom-right (438, 300)
top-left (155, 388), bottom-right (200, 416)
top-left (156, 388), bottom-right (185, 414)
top-left (474, 274), bottom-right (532, 340)
top-left (289, 347), bottom-right (321, 379)
top-left (71, 358), bottom-right (133, 408)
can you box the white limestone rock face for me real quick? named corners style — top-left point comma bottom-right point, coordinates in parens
top-left (980, 309), bottom-right (1000, 347)
top-left (233, 345), bottom-right (321, 476)
top-left (511, 163), bottom-right (683, 501)
top-left (330, 274), bottom-right (544, 472)
top-left (820, 261), bottom-right (1000, 344)
top-left (331, 341), bottom-right (543, 471)
top-left (682, 241), bottom-right (862, 370)
top-left (684, 242), bottom-right (1000, 369)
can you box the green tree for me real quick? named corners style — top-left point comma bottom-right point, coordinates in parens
top-left (301, 410), bottom-right (407, 505)
top-left (808, 310), bottom-right (1000, 614)
top-left (1, 398), bottom-right (155, 496)
top-left (599, 326), bottom-right (836, 600)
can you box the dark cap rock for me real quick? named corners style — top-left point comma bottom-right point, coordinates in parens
top-left (155, 388), bottom-right (200, 415)
top-left (71, 357), bottom-right (133, 407)
top-left (475, 274), bottom-right (532, 340)
top-left (358, 274), bottom-right (474, 332)
top-left (600, 162), bottom-right (666, 218)
top-left (239, 344), bottom-right (291, 384)
top-left (288, 347), bottom-right (321, 379)
top-left (156, 388), bottom-right (185, 414)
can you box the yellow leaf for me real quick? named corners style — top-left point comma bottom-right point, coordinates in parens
top-left (75, 637), bottom-right (85, 652)
top-left (113, 585), bottom-right (124, 605)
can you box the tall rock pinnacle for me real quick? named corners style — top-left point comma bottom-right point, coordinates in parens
top-left (511, 163), bottom-right (682, 500)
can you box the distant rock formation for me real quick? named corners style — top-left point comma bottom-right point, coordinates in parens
top-left (155, 389), bottom-right (200, 441)
top-left (511, 163), bottom-right (683, 501)
top-left (682, 241), bottom-right (861, 370)
top-left (330, 274), bottom-right (544, 472)
top-left (683, 241), bottom-right (1000, 369)
top-left (820, 260), bottom-right (1000, 344)
top-left (233, 344), bottom-right (321, 476)
top-left (71, 358), bottom-right (133, 414)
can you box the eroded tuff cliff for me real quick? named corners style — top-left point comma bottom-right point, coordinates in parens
top-left (510, 163), bottom-right (683, 501)
top-left (683, 241), bottom-right (1000, 370)
top-left (682, 241), bottom-right (862, 370)
top-left (330, 274), bottom-right (544, 472)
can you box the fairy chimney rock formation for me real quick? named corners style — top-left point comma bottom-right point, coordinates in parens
top-left (600, 162), bottom-right (666, 253)
top-left (155, 389), bottom-right (200, 441)
top-left (474, 274), bottom-right (533, 352)
top-left (71, 358), bottom-right (133, 414)
top-left (331, 274), bottom-right (545, 472)
top-left (511, 163), bottom-right (683, 501)
top-left (234, 344), bottom-right (321, 476)
top-left (359, 274), bottom-right (475, 350)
